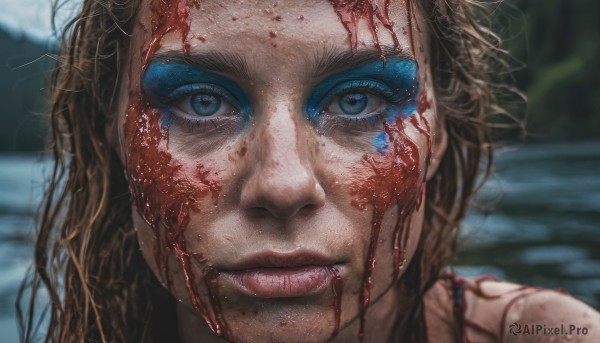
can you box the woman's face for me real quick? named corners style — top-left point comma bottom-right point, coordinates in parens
top-left (116, 0), bottom-right (445, 342)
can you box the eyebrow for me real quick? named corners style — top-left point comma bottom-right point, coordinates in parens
top-left (308, 45), bottom-right (414, 77)
top-left (151, 45), bottom-right (413, 81)
top-left (152, 50), bottom-right (253, 80)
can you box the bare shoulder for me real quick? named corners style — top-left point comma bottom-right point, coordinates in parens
top-left (424, 276), bottom-right (600, 343)
top-left (475, 279), bottom-right (600, 343)
top-left (500, 284), bottom-right (600, 343)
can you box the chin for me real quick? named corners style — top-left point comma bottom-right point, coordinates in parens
top-left (214, 302), bottom-right (341, 343)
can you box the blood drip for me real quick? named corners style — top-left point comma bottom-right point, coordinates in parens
top-left (404, 0), bottom-right (416, 56)
top-left (389, 105), bottom-right (430, 282)
top-left (328, 267), bottom-right (343, 339)
top-left (417, 92), bottom-right (432, 114)
top-left (349, 117), bottom-right (422, 341)
top-left (328, 0), bottom-right (400, 53)
top-left (410, 114), bottom-right (431, 177)
top-left (125, 93), bottom-right (220, 333)
top-left (391, 208), bottom-right (410, 283)
top-left (143, 0), bottom-right (200, 66)
top-left (124, 0), bottom-right (231, 337)
top-left (204, 268), bottom-right (229, 336)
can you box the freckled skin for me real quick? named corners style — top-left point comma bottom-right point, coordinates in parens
top-left (117, 1), bottom-right (442, 342)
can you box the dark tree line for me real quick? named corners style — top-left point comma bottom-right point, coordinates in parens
top-left (505, 0), bottom-right (600, 140)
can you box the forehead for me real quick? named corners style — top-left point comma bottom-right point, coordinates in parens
top-left (136, 0), bottom-right (419, 72)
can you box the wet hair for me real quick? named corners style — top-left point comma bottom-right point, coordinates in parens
top-left (19, 0), bottom-right (512, 341)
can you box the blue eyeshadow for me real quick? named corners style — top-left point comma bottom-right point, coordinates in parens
top-left (141, 58), bottom-right (419, 154)
top-left (304, 57), bottom-right (420, 153)
top-left (142, 60), bottom-right (252, 123)
top-left (304, 57), bottom-right (419, 120)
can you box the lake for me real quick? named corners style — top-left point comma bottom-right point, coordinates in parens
top-left (0, 142), bottom-right (599, 342)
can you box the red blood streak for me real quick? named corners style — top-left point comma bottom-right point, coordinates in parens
top-left (204, 268), bottom-right (229, 337)
top-left (350, 117), bottom-right (422, 341)
top-left (124, 0), bottom-right (230, 337)
top-left (391, 207), bottom-right (409, 283)
top-left (328, 267), bottom-right (343, 338)
top-left (124, 93), bottom-right (220, 333)
top-left (404, 0), bottom-right (416, 56)
top-left (391, 182), bottom-right (426, 282)
top-left (417, 92), bottom-right (432, 115)
top-left (143, 0), bottom-right (200, 67)
top-left (390, 103), bottom-right (431, 283)
top-left (328, 0), bottom-right (400, 53)
top-left (410, 113), bottom-right (431, 177)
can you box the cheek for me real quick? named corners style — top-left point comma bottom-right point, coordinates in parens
top-left (349, 116), bottom-right (427, 274)
top-left (347, 110), bottom-right (430, 337)
top-left (123, 91), bottom-right (226, 334)
top-left (124, 96), bottom-right (205, 277)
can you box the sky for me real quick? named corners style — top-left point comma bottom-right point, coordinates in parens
top-left (0, 0), bottom-right (80, 43)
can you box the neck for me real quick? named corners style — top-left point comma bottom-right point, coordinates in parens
top-left (330, 285), bottom-right (403, 343)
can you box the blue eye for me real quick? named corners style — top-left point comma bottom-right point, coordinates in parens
top-left (338, 93), bottom-right (368, 115)
top-left (173, 90), bottom-right (236, 121)
top-left (304, 58), bottom-right (420, 127)
top-left (326, 89), bottom-right (385, 118)
top-left (190, 94), bottom-right (222, 117)
top-left (142, 61), bottom-right (253, 131)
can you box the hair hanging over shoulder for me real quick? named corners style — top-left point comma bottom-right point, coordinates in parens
top-left (18, 0), bottom-right (516, 342)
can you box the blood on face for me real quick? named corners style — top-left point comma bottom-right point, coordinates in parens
top-left (123, 0), bottom-right (433, 341)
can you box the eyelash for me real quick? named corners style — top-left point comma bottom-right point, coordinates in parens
top-left (161, 84), bottom-right (245, 133)
top-left (319, 110), bottom-right (388, 136)
top-left (156, 81), bottom-right (415, 135)
top-left (317, 80), bottom-right (413, 132)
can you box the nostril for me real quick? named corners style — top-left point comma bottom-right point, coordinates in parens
top-left (298, 203), bottom-right (317, 214)
top-left (239, 116), bottom-right (325, 219)
top-left (240, 170), bottom-right (325, 219)
top-left (247, 207), bottom-right (274, 218)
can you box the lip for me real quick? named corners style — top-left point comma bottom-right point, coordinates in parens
top-left (220, 251), bottom-right (339, 298)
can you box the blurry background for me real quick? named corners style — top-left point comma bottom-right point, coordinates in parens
top-left (0, 0), bottom-right (599, 341)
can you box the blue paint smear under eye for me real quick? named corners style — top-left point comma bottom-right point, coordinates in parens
top-left (142, 60), bottom-right (252, 126)
top-left (304, 57), bottom-right (420, 153)
top-left (374, 132), bottom-right (389, 154)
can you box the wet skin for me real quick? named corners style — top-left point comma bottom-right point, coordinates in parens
top-left (115, 1), bottom-right (446, 342)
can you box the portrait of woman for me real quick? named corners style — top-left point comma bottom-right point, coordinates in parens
top-left (18, 0), bottom-right (600, 342)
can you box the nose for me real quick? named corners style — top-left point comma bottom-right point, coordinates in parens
top-left (240, 108), bottom-right (325, 219)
